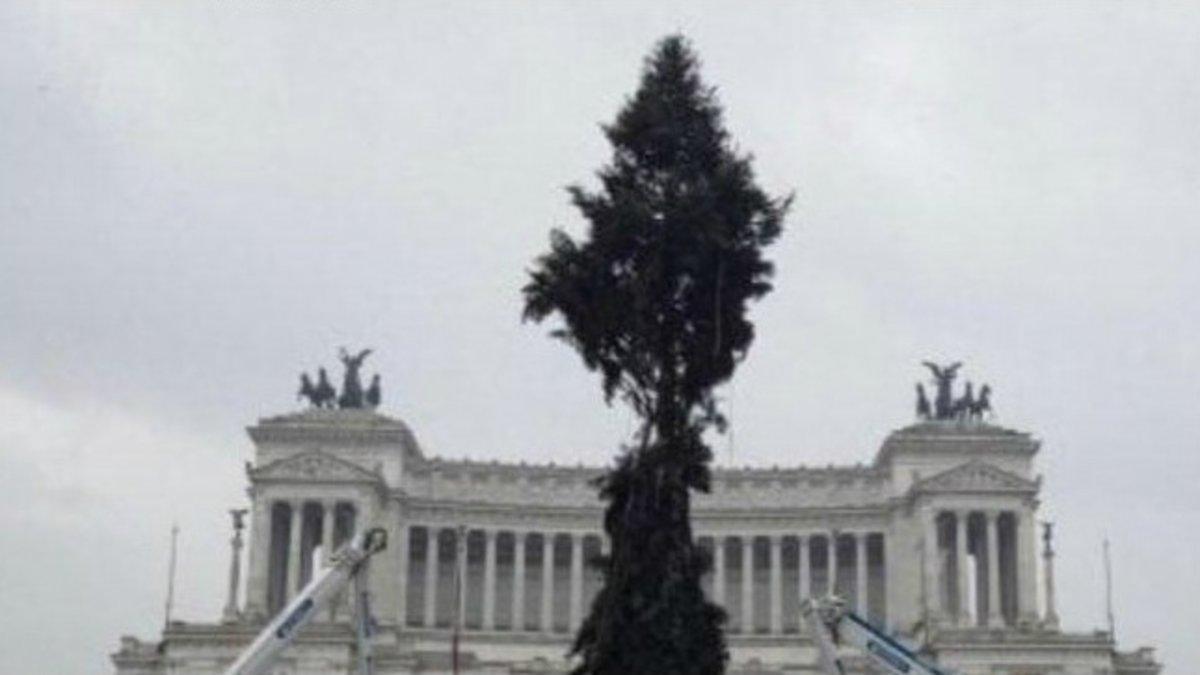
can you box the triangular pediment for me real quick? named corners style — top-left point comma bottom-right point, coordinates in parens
top-left (913, 460), bottom-right (1037, 495)
top-left (249, 450), bottom-right (382, 484)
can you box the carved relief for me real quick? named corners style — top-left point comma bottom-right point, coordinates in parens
top-left (251, 450), bottom-right (381, 484)
top-left (915, 460), bottom-right (1036, 494)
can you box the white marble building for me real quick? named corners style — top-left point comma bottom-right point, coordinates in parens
top-left (111, 405), bottom-right (1163, 674)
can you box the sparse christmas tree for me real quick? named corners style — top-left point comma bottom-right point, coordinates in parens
top-left (523, 35), bottom-right (790, 675)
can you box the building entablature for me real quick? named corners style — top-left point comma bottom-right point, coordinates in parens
top-left (404, 457), bottom-right (890, 511)
top-left (401, 499), bottom-right (605, 532)
top-left (401, 493), bottom-right (892, 536)
top-left (248, 409), bottom-right (420, 448)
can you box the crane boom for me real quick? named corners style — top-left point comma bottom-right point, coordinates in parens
top-left (801, 597), bottom-right (951, 675)
top-left (223, 527), bottom-right (387, 675)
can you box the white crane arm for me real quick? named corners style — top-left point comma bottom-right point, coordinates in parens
top-left (223, 527), bottom-right (387, 675)
top-left (801, 597), bottom-right (951, 675)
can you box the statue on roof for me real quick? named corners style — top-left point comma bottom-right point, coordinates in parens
top-left (954, 381), bottom-right (976, 421)
top-left (298, 367), bottom-right (337, 408)
top-left (915, 383), bottom-right (932, 421)
top-left (970, 383), bottom-right (993, 422)
top-left (365, 374), bottom-right (382, 409)
top-left (916, 362), bottom-right (996, 423)
top-left (922, 360), bottom-right (962, 420)
top-left (314, 367), bottom-right (336, 408)
top-left (298, 373), bottom-right (317, 406)
top-left (296, 350), bottom-right (379, 410)
top-left (337, 347), bottom-right (373, 409)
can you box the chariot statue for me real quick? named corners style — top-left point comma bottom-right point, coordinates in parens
top-left (916, 361), bottom-right (993, 423)
top-left (297, 348), bottom-right (381, 410)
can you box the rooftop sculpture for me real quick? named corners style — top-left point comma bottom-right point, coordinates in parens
top-left (298, 348), bottom-right (381, 410)
top-left (917, 360), bottom-right (992, 422)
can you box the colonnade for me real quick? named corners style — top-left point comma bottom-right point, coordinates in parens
top-left (404, 527), bottom-right (605, 633)
top-left (402, 526), bottom-right (887, 635)
top-left (923, 508), bottom-right (1035, 627)
top-left (265, 500), bottom-right (357, 614)
top-left (703, 532), bottom-right (887, 633)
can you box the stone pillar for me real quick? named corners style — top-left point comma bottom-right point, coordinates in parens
top-left (287, 501), bottom-right (304, 599)
top-left (986, 511), bottom-right (1003, 627)
top-left (828, 532), bottom-right (839, 597)
top-left (713, 536), bottom-right (726, 608)
top-left (244, 497), bottom-right (270, 619)
top-left (570, 533), bottom-right (584, 630)
top-left (424, 527), bottom-right (439, 628)
top-left (1042, 522), bottom-right (1060, 630)
top-left (455, 528), bottom-right (468, 630)
top-left (921, 509), bottom-right (939, 623)
top-left (541, 534), bottom-right (555, 632)
top-left (482, 529), bottom-right (497, 630)
top-left (321, 501), bottom-right (336, 567)
top-left (769, 535), bottom-right (783, 634)
top-left (1017, 508), bottom-right (1039, 625)
top-left (798, 535), bottom-right (810, 604)
top-left (956, 511), bottom-right (971, 626)
top-left (856, 533), bottom-right (868, 616)
top-left (222, 509), bottom-right (247, 622)
top-left (741, 536), bottom-right (754, 634)
top-left (878, 533), bottom-right (890, 629)
top-left (396, 523), bottom-right (409, 628)
top-left (513, 532), bottom-right (527, 631)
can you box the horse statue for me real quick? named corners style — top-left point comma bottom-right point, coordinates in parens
top-left (337, 347), bottom-right (373, 409)
top-left (298, 373), bottom-right (318, 406)
top-left (915, 383), bottom-right (932, 421)
top-left (968, 384), bottom-right (993, 422)
top-left (314, 367), bottom-right (336, 408)
top-left (365, 374), bottom-right (382, 409)
top-left (953, 381), bottom-right (975, 422)
top-left (299, 368), bottom-right (338, 408)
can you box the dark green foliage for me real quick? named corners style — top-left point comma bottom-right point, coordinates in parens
top-left (523, 35), bottom-right (789, 675)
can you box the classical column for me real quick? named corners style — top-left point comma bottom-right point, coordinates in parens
top-left (956, 511), bottom-right (971, 625)
top-left (985, 511), bottom-right (1003, 627)
top-left (512, 532), bottom-right (527, 631)
top-left (482, 529), bottom-right (497, 630)
top-left (1042, 522), bottom-right (1060, 629)
top-left (321, 501), bottom-right (336, 567)
top-left (541, 534), bottom-right (555, 632)
top-left (396, 523), bottom-right (410, 627)
top-left (921, 509), bottom-right (939, 623)
top-left (828, 532), bottom-right (839, 597)
top-left (243, 497), bottom-right (269, 619)
top-left (713, 536), bottom-right (726, 608)
top-left (797, 535), bottom-right (810, 604)
top-left (878, 533), bottom-right (890, 629)
top-left (287, 501), bottom-right (304, 599)
top-left (769, 535), bottom-right (783, 634)
top-left (455, 528), bottom-right (468, 630)
top-left (569, 533), bottom-right (585, 630)
top-left (424, 527), bottom-right (439, 627)
top-left (222, 509), bottom-right (247, 622)
top-left (1017, 508), bottom-right (1039, 625)
top-left (855, 533), bottom-right (868, 616)
top-left (741, 536), bottom-right (754, 634)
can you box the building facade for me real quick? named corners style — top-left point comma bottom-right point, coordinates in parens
top-left (111, 405), bottom-right (1162, 674)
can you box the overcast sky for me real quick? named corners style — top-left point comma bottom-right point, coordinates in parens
top-left (1, 3), bottom-right (1197, 673)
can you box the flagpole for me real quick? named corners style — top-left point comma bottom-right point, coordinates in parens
top-left (165, 522), bottom-right (180, 628)
top-left (1103, 538), bottom-right (1116, 641)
